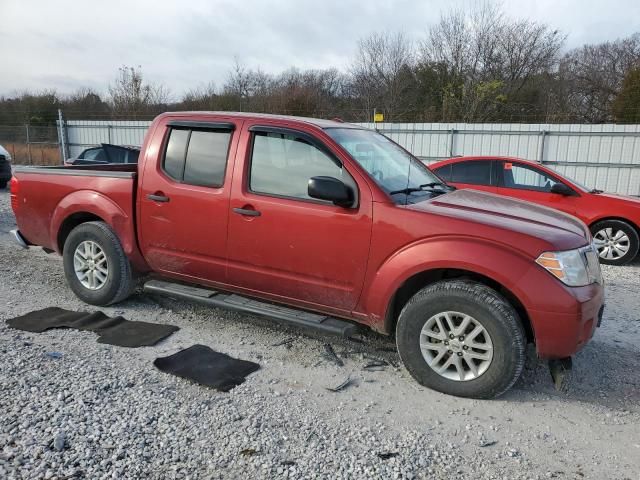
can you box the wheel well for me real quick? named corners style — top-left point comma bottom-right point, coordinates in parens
top-left (385, 268), bottom-right (534, 343)
top-left (589, 217), bottom-right (640, 236)
top-left (57, 212), bottom-right (103, 252)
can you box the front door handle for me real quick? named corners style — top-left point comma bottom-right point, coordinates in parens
top-left (147, 193), bottom-right (170, 203)
top-left (233, 207), bottom-right (261, 217)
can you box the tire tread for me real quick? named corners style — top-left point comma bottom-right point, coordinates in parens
top-left (396, 279), bottom-right (526, 399)
top-left (63, 221), bottom-right (134, 306)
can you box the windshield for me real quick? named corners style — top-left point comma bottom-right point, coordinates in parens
top-left (325, 128), bottom-right (449, 204)
top-left (561, 173), bottom-right (593, 192)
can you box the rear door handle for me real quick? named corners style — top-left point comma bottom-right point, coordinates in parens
top-left (147, 193), bottom-right (170, 203)
top-left (233, 207), bottom-right (261, 217)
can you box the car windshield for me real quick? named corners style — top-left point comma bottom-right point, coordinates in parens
top-left (560, 173), bottom-right (593, 192)
top-left (325, 128), bottom-right (449, 204)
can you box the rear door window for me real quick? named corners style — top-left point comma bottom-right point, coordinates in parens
top-left (162, 128), bottom-right (232, 187)
top-left (433, 164), bottom-right (452, 181)
top-left (450, 160), bottom-right (493, 185)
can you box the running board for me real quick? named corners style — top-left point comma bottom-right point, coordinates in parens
top-left (143, 279), bottom-right (356, 337)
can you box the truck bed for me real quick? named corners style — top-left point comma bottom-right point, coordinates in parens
top-left (12, 164), bottom-right (138, 255)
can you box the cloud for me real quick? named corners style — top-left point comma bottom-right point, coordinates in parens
top-left (1, 0), bottom-right (638, 97)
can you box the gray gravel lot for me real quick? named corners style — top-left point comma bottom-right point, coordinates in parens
top-left (0, 188), bottom-right (639, 480)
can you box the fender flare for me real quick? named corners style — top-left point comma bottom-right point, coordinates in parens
top-left (360, 236), bottom-right (538, 333)
top-left (50, 190), bottom-right (136, 257)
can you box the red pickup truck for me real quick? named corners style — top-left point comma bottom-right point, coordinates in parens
top-left (9, 112), bottom-right (604, 398)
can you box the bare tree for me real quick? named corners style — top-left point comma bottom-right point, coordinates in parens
top-left (419, 2), bottom-right (564, 121)
top-left (223, 58), bottom-right (271, 111)
top-left (63, 88), bottom-right (109, 118)
top-left (108, 66), bottom-right (170, 117)
top-left (181, 83), bottom-right (219, 110)
top-left (350, 32), bottom-right (414, 120)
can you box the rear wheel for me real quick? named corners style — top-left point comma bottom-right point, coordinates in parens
top-left (396, 280), bottom-right (526, 399)
top-left (590, 219), bottom-right (639, 265)
top-left (63, 221), bottom-right (134, 306)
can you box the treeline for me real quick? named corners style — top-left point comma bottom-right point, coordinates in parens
top-left (1, 3), bottom-right (640, 126)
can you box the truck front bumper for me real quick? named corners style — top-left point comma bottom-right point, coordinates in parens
top-left (529, 281), bottom-right (605, 359)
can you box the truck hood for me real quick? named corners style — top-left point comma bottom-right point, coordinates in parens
top-left (407, 189), bottom-right (589, 250)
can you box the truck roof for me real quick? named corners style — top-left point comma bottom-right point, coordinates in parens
top-left (161, 111), bottom-right (364, 130)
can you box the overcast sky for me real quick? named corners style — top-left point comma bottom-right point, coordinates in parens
top-left (1, 0), bottom-right (639, 99)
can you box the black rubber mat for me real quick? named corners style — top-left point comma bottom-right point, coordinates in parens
top-left (6, 307), bottom-right (179, 347)
top-left (153, 345), bottom-right (260, 391)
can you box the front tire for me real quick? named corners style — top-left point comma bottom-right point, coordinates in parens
top-left (590, 219), bottom-right (639, 265)
top-left (63, 221), bottom-right (134, 306)
top-left (396, 280), bottom-right (526, 399)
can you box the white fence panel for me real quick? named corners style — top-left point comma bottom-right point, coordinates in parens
top-left (62, 120), bottom-right (640, 195)
top-left (65, 120), bottom-right (151, 159)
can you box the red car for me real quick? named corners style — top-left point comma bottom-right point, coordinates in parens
top-left (430, 156), bottom-right (640, 265)
top-left (10, 113), bottom-right (604, 398)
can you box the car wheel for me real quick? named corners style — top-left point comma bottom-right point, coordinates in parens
top-left (396, 280), bottom-right (526, 399)
top-left (62, 221), bottom-right (135, 306)
top-left (590, 219), bottom-right (639, 265)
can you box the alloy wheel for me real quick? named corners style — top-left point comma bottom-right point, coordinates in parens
top-left (593, 227), bottom-right (630, 260)
top-left (419, 311), bottom-right (493, 381)
top-left (73, 240), bottom-right (109, 290)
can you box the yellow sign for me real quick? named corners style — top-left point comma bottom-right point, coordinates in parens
top-left (374, 112), bottom-right (384, 123)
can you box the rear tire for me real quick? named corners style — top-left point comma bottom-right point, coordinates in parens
top-left (590, 219), bottom-right (639, 265)
top-left (63, 221), bottom-right (134, 306)
top-left (396, 280), bottom-right (526, 399)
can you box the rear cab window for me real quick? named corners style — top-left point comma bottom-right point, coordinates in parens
top-left (450, 160), bottom-right (493, 185)
top-left (162, 125), bottom-right (233, 187)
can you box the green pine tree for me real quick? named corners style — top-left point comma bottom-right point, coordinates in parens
top-left (613, 68), bottom-right (640, 123)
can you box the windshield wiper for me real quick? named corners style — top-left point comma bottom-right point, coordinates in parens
top-left (419, 182), bottom-right (446, 188)
top-left (389, 187), bottom-right (426, 195)
top-left (389, 182), bottom-right (453, 196)
top-left (590, 188), bottom-right (603, 194)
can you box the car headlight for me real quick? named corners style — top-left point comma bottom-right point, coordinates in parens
top-left (536, 245), bottom-right (602, 287)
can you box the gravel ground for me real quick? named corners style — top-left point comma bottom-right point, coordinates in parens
top-left (0, 188), bottom-right (639, 480)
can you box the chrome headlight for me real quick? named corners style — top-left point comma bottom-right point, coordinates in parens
top-left (536, 245), bottom-right (602, 287)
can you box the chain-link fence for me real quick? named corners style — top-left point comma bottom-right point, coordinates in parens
top-left (0, 124), bottom-right (61, 165)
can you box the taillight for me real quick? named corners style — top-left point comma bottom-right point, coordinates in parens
top-left (9, 176), bottom-right (18, 212)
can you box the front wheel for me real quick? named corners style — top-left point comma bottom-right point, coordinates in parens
top-left (62, 221), bottom-right (135, 306)
top-left (590, 219), bottom-right (639, 265)
top-left (396, 280), bottom-right (526, 399)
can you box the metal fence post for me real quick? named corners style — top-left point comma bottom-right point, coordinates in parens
top-left (57, 109), bottom-right (67, 164)
top-left (538, 130), bottom-right (547, 164)
top-left (26, 125), bottom-right (32, 164)
top-left (449, 129), bottom-right (456, 156)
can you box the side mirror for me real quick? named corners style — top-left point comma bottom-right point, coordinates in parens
top-left (550, 183), bottom-right (576, 196)
top-left (308, 176), bottom-right (354, 207)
